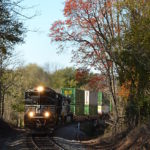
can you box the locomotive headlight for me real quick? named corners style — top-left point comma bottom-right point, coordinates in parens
top-left (28, 111), bottom-right (34, 118)
top-left (37, 86), bottom-right (44, 92)
top-left (44, 111), bottom-right (50, 118)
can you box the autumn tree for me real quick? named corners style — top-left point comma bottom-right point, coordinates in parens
top-left (75, 68), bottom-right (90, 88)
top-left (50, 0), bottom-right (150, 130)
top-left (75, 68), bottom-right (107, 91)
top-left (50, 0), bottom-right (124, 128)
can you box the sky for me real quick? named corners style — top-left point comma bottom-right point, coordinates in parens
top-left (15, 0), bottom-right (73, 71)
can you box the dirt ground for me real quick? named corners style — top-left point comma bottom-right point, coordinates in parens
top-left (1, 119), bottom-right (150, 150)
top-left (82, 123), bottom-right (150, 150)
top-left (0, 119), bottom-right (20, 149)
top-left (54, 121), bottom-right (150, 149)
top-left (53, 121), bottom-right (106, 141)
top-left (53, 123), bottom-right (88, 140)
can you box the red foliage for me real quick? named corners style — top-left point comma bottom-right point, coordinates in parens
top-left (65, 19), bottom-right (72, 26)
top-left (64, 0), bottom-right (93, 16)
top-left (49, 20), bottom-right (65, 42)
top-left (88, 74), bottom-right (107, 91)
top-left (64, 0), bottom-right (77, 16)
top-left (75, 69), bottom-right (89, 82)
top-left (50, 0), bottom-right (117, 74)
top-left (50, 20), bottom-right (64, 30)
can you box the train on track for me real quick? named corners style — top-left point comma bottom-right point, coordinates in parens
top-left (24, 86), bottom-right (73, 129)
top-left (24, 86), bottom-right (111, 129)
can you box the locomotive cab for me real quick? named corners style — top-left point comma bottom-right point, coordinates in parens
top-left (24, 86), bottom-right (59, 129)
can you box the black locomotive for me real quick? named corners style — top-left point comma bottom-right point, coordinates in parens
top-left (24, 86), bottom-right (73, 129)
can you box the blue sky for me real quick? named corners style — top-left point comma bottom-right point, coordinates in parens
top-left (15, 0), bottom-right (73, 70)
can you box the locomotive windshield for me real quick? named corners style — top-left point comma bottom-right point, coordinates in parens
top-left (25, 91), bottom-right (55, 105)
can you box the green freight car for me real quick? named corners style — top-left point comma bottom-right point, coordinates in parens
top-left (62, 88), bottom-right (111, 116)
top-left (61, 88), bottom-right (84, 105)
top-left (98, 92), bottom-right (102, 105)
top-left (84, 90), bottom-right (98, 115)
top-left (97, 92), bottom-right (111, 114)
top-left (84, 105), bottom-right (97, 115)
top-left (61, 88), bottom-right (84, 115)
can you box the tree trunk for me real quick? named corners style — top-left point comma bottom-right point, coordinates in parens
top-left (2, 93), bottom-right (4, 118)
top-left (107, 66), bottom-right (119, 134)
top-left (0, 83), bottom-right (2, 118)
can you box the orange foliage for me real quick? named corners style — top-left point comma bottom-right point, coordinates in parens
top-left (106, 0), bottom-right (112, 8)
top-left (118, 81), bottom-right (131, 98)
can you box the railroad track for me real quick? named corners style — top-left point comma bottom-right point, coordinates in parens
top-left (53, 137), bottom-right (88, 150)
top-left (6, 131), bottom-right (115, 150)
top-left (30, 133), bottom-right (64, 150)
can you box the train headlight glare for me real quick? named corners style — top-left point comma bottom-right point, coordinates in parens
top-left (37, 86), bottom-right (44, 92)
top-left (28, 111), bottom-right (34, 118)
top-left (44, 112), bottom-right (50, 118)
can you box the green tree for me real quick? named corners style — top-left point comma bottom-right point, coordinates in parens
top-left (50, 67), bottom-right (77, 89)
top-left (22, 64), bottom-right (50, 89)
top-left (4, 64), bottom-right (50, 125)
top-left (0, 0), bottom-right (24, 117)
top-left (116, 0), bottom-right (150, 127)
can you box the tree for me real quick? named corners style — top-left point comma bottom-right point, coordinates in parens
top-left (50, 0), bottom-right (150, 129)
top-left (50, 0), bottom-right (123, 127)
top-left (75, 68), bottom-right (107, 91)
top-left (22, 64), bottom-right (50, 88)
top-left (4, 63), bottom-right (50, 125)
top-left (0, 0), bottom-right (24, 117)
top-left (50, 67), bottom-right (77, 89)
top-left (116, 0), bottom-right (150, 127)
top-left (75, 68), bottom-right (90, 88)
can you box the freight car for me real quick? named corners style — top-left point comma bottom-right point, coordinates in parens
top-left (24, 86), bottom-right (73, 129)
top-left (61, 88), bottom-right (111, 120)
